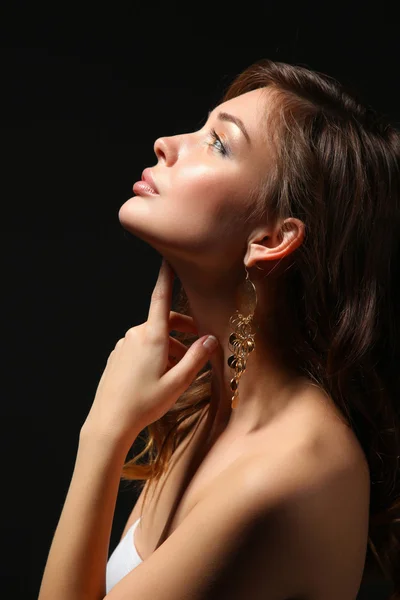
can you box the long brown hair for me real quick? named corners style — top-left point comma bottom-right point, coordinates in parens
top-left (121, 59), bottom-right (400, 594)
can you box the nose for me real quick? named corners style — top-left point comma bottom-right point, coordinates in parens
top-left (154, 136), bottom-right (166, 162)
top-left (154, 135), bottom-right (179, 166)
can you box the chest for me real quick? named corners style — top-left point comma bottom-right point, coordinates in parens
top-left (126, 414), bottom-right (262, 560)
top-left (121, 402), bottom-right (370, 598)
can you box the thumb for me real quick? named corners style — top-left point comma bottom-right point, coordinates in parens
top-left (161, 335), bottom-right (218, 396)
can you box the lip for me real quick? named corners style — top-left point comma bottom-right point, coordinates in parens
top-left (132, 181), bottom-right (159, 196)
top-left (140, 168), bottom-right (159, 194)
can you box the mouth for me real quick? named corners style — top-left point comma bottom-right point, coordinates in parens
top-left (140, 168), bottom-right (159, 194)
top-left (132, 180), bottom-right (159, 196)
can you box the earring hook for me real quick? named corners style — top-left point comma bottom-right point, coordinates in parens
top-left (245, 257), bottom-right (288, 280)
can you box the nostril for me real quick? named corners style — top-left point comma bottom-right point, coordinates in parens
top-left (154, 136), bottom-right (172, 164)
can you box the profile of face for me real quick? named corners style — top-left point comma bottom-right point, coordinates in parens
top-left (118, 88), bottom-right (272, 273)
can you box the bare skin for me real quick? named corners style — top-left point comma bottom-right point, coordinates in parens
top-left (118, 87), bottom-right (306, 436)
top-left (118, 387), bottom-right (370, 599)
top-left (117, 88), bottom-right (371, 598)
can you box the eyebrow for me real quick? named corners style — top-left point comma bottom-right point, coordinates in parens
top-left (207, 110), bottom-right (251, 146)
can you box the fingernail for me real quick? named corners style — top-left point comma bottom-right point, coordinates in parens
top-left (203, 335), bottom-right (218, 351)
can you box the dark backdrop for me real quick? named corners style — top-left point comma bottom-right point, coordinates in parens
top-left (1, 1), bottom-right (399, 598)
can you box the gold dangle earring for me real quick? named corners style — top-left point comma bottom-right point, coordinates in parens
top-left (227, 264), bottom-right (263, 410)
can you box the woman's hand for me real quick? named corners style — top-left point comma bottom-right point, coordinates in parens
top-left (81, 258), bottom-right (218, 448)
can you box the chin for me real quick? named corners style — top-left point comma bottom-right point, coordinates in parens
top-left (118, 200), bottom-right (135, 226)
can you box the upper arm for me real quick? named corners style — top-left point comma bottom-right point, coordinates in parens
top-left (106, 448), bottom-right (321, 600)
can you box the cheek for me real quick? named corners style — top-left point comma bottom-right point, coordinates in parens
top-left (173, 163), bottom-right (220, 196)
top-left (170, 164), bottom-right (249, 228)
top-left (171, 162), bottom-right (243, 212)
top-left (118, 161), bottom-right (252, 260)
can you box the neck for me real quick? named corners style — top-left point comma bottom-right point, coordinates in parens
top-left (171, 259), bottom-right (303, 437)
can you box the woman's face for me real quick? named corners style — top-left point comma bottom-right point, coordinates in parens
top-left (119, 88), bottom-right (271, 270)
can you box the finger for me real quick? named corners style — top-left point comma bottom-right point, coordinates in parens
top-left (161, 335), bottom-right (218, 396)
top-left (167, 335), bottom-right (190, 363)
top-left (169, 311), bottom-right (198, 334)
top-left (147, 258), bottom-right (175, 336)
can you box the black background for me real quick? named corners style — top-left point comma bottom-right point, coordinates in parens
top-left (1, 1), bottom-right (399, 598)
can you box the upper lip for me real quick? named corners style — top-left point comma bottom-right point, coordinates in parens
top-left (141, 168), bottom-right (159, 193)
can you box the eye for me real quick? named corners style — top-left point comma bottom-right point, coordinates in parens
top-left (207, 128), bottom-right (229, 156)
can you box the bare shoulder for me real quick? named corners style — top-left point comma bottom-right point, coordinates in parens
top-left (108, 398), bottom-right (370, 600)
top-left (239, 394), bottom-right (371, 599)
top-left (246, 404), bottom-right (370, 514)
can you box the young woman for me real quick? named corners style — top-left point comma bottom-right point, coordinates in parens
top-left (39, 59), bottom-right (400, 600)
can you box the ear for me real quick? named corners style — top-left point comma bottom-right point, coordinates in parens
top-left (245, 218), bottom-right (305, 269)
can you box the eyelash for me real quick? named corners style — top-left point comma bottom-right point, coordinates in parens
top-left (207, 128), bottom-right (228, 156)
